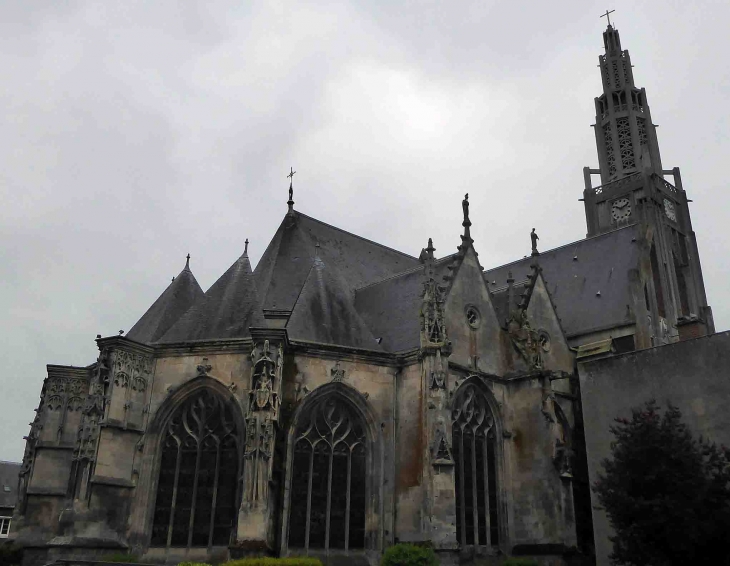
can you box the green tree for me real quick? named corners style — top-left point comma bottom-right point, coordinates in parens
top-left (594, 401), bottom-right (730, 565)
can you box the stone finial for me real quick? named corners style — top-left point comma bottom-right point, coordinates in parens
top-left (244, 239), bottom-right (249, 257)
top-left (287, 167), bottom-right (296, 213)
top-left (459, 194), bottom-right (473, 253)
top-left (185, 253), bottom-right (191, 270)
top-left (507, 270), bottom-right (516, 318)
top-left (426, 238), bottom-right (435, 261)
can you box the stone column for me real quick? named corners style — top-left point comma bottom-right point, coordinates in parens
top-left (237, 338), bottom-right (284, 549)
top-left (422, 347), bottom-right (458, 548)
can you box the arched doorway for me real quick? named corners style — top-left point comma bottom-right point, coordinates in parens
top-left (287, 394), bottom-right (367, 551)
top-left (452, 381), bottom-right (500, 548)
top-left (150, 388), bottom-right (242, 549)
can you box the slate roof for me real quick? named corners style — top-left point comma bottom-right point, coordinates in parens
top-left (0, 461), bottom-right (21, 510)
top-left (143, 207), bottom-right (638, 348)
top-left (287, 253), bottom-right (384, 350)
top-left (354, 256), bottom-right (454, 353)
top-left (254, 212), bottom-right (420, 312)
top-left (157, 211), bottom-right (420, 343)
top-left (160, 251), bottom-right (263, 343)
top-left (484, 225), bottom-right (640, 337)
top-left (126, 260), bottom-right (204, 343)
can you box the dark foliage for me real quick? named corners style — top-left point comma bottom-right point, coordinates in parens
top-left (594, 401), bottom-right (730, 565)
top-left (380, 544), bottom-right (438, 566)
top-left (0, 543), bottom-right (24, 566)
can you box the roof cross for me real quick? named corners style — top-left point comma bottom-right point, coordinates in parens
top-left (601, 9), bottom-right (615, 26)
top-left (287, 166), bottom-right (296, 213)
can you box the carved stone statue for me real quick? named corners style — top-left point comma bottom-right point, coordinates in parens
top-left (507, 310), bottom-right (543, 369)
top-left (531, 228), bottom-right (539, 256)
top-left (462, 193), bottom-right (470, 223)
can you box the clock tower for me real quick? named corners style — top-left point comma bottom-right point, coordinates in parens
top-left (582, 23), bottom-right (713, 342)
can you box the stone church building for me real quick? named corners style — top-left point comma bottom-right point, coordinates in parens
top-left (11, 24), bottom-right (713, 565)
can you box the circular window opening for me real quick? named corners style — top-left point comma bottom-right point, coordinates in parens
top-left (465, 305), bottom-right (481, 329)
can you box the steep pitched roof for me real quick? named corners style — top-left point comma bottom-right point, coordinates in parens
top-left (354, 255), bottom-right (454, 353)
top-left (484, 225), bottom-right (640, 337)
top-left (287, 252), bottom-right (384, 350)
top-left (159, 250), bottom-right (263, 342)
top-left (254, 212), bottom-right (420, 312)
top-left (126, 260), bottom-right (204, 343)
top-left (0, 461), bottom-right (21, 509)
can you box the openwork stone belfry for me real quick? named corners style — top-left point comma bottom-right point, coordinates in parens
top-left (12, 21), bottom-right (713, 566)
top-left (151, 389), bottom-right (241, 549)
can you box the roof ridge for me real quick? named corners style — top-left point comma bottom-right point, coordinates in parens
top-left (484, 224), bottom-right (637, 273)
top-left (354, 263), bottom-right (425, 292)
top-left (296, 211), bottom-right (418, 261)
top-left (354, 253), bottom-right (457, 293)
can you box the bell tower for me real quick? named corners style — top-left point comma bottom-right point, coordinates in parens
top-left (593, 24), bottom-right (662, 183)
top-left (582, 22), bottom-right (714, 343)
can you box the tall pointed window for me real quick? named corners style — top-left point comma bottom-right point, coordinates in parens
top-left (452, 382), bottom-right (499, 548)
top-left (151, 389), bottom-right (241, 548)
top-left (288, 395), bottom-right (367, 551)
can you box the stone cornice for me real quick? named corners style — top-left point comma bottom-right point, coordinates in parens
top-left (46, 365), bottom-right (90, 379)
top-left (288, 339), bottom-right (421, 367)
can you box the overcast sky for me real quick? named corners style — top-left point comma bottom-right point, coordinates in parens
top-left (2, 1), bottom-right (729, 462)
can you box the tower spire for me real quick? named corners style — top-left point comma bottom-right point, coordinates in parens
top-left (592, 22), bottom-right (663, 184)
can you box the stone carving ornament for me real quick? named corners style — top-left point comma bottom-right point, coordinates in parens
top-left (542, 388), bottom-right (573, 479)
top-left (507, 310), bottom-right (543, 370)
top-left (243, 339), bottom-right (284, 508)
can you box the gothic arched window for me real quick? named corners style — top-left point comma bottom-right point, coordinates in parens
top-left (452, 382), bottom-right (500, 548)
top-left (288, 395), bottom-right (367, 551)
top-left (150, 389), bottom-right (241, 548)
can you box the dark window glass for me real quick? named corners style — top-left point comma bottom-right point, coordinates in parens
top-left (452, 383), bottom-right (499, 548)
top-left (288, 396), bottom-right (367, 550)
top-left (151, 390), bottom-right (240, 548)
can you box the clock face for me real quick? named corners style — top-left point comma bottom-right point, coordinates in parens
top-left (611, 197), bottom-right (632, 222)
top-left (664, 199), bottom-right (677, 222)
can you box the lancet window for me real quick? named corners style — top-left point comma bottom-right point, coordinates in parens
top-left (452, 382), bottom-right (499, 548)
top-left (150, 389), bottom-right (241, 549)
top-left (288, 395), bottom-right (367, 551)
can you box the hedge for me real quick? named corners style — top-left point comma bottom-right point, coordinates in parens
top-left (380, 544), bottom-right (438, 566)
top-left (223, 559), bottom-right (323, 566)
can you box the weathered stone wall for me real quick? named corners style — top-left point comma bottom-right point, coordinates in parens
top-left (444, 248), bottom-right (506, 375)
top-left (578, 330), bottom-right (730, 566)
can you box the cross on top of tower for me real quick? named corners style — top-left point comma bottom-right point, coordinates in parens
top-left (601, 9), bottom-right (615, 27)
top-left (287, 166), bottom-right (296, 213)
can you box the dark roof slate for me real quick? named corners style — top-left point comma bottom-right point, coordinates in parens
top-left (0, 461), bottom-right (21, 509)
top-left (484, 225), bottom-right (640, 337)
top-left (354, 255), bottom-right (454, 353)
top-left (287, 254), bottom-right (384, 350)
top-left (254, 212), bottom-right (420, 312)
top-left (126, 262), bottom-right (204, 344)
top-left (159, 252), bottom-right (263, 342)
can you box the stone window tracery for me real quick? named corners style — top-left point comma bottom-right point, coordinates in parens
top-left (603, 124), bottom-right (616, 178)
top-left (617, 117), bottom-right (636, 171)
top-left (150, 389), bottom-right (241, 549)
top-left (612, 60), bottom-right (621, 89)
top-left (452, 382), bottom-right (499, 548)
top-left (637, 118), bottom-right (648, 147)
top-left (288, 395), bottom-right (367, 551)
